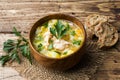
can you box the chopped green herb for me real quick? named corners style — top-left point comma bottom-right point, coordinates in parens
top-left (54, 51), bottom-right (61, 54)
top-left (48, 40), bottom-right (53, 50)
top-left (70, 31), bottom-right (76, 36)
top-left (63, 52), bottom-right (67, 55)
top-left (72, 40), bottom-right (81, 45)
top-left (36, 35), bottom-right (43, 41)
top-left (48, 43), bottom-right (53, 50)
top-left (43, 22), bottom-right (48, 28)
top-left (37, 43), bottom-right (43, 51)
top-left (49, 40), bottom-right (53, 43)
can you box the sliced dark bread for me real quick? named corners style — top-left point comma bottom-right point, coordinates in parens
top-left (85, 14), bottom-right (118, 48)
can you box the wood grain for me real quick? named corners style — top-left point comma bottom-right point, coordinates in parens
top-left (92, 52), bottom-right (120, 80)
top-left (0, 67), bottom-right (26, 80)
top-left (0, 0), bottom-right (120, 80)
top-left (0, 1), bottom-right (120, 32)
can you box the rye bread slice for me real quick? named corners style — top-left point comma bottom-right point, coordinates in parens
top-left (85, 14), bottom-right (118, 48)
top-left (85, 14), bottom-right (108, 30)
top-left (85, 14), bottom-right (115, 33)
top-left (95, 22), bottom-right (118, 48)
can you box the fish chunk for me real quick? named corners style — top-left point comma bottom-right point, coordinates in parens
top-left (53, 39), bottom-right (70, 51)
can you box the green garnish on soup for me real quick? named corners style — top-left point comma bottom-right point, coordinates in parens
top-left (33, 19), bottom-right (84, 58)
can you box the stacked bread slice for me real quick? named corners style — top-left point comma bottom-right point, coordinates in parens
top-left (85, 14), bottom-right (118, 48)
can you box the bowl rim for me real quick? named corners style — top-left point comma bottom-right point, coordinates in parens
top-left (29, 13), bottom-right (86, 60)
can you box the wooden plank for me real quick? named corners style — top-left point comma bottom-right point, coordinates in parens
top-left (0, 1), bottom-right (59, 32)
top-left (0, 0), bottom-right (111, 2)
top-left (59, 1), bottom-right (120, 13)
top-left (0, 67), bottom-right (26, 80)
top-left (0, 2), bottom-right (59, 10)
top-left (0, 0), bottom-right (73, 2)
top-left (0, 1), bottom-right (119, 32)
top-left (0, 13), bottom-right (116, 32)
top-left (0, 12), bottom-right (87, 32)
top-left (91, 52), bottom-right (120, 80)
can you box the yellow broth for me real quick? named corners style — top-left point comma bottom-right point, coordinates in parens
top-left (33, 19), bottom-right (84, 58)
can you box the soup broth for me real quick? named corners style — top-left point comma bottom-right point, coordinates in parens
top-left (33, 19), bottom-right (84, 58)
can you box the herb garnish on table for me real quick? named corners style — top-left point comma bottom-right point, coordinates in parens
top-left (0, 27), bottom-right (32, 66)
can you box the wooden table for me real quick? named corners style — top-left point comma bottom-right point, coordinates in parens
top-left (0, 0), bottom-right (120, 80)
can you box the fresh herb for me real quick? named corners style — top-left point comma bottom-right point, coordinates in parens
top-left (48, 40), bottom-right (53, 50)
top-left (70, 31), bottom-right (76, 36)
top-left (63, 52), bottom-right (67, 55)
top-left (13, 27), bottom-right (27, 42)
top-left (10, 49), bottom-right (21, 64)
top-left (50, 20), bottom-right (69, 39)
top-left (50, 28), bottom-right (57, 38)
top-left (36, 35), bottom-right (43, 41)
top-left (3, 39), bottom-right (15, 53)
top-left (0, 55), bottom-right (11, 65)
top-left (54, 51), bottom-right (61, 54)
top-left (43, 22), bottom-right (48, 28)
top-left (48, 43), bottom-right (53, 50)
top-left (0, 27), bottom-right (32, 66)
top-left (37, 43), bottom-right (43, 51)
top-left (72, 40), bottom-right (81, 45)
top-left (13, 27), bottom-right (22, 37)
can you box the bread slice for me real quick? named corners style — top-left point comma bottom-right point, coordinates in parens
top-left (85, 14), bottom-right (108, 30)
top-left (95, 22), bottom-right (118, 48)
top-left (85, 14), bottom-right (118, 48)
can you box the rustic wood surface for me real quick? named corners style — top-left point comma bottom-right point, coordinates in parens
top-left (0, 0), bottom-right (120, 80)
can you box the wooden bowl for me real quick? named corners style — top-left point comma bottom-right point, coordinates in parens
top-left (29, 13), bottom-right (86, 70)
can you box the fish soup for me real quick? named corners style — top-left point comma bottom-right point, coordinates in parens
top-left (33, 19), bottom-right (84, 58)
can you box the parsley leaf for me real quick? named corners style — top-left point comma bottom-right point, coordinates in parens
top-left (50, 20), bottom-right (69, 39)
top-left (3, 39), bottom-right (15, 53)
top-left (13, 27), bottom-right (21, 37)
top-left (37, 43), bottom-right (43, 51)
top-left (10, 49), bottom-right (21, 64)
top-left (43, 22), bottom-right (48, 28)
top-left (63, 52), bottom-right (67, 55)
top-left (0, 27), bottom-right (32, 66)
top-left (70, 31), bottom-right (76, 36)
top-left (48, 40), bottom-right (53, 50)
top-left (55, 20), bottom-right (65, 38)
top-left (72, 40), bottom-right (81, 45)
top-left (0, 55), bottom-right (11, 65)
top-left (50, 28), bottom-right (57, 38)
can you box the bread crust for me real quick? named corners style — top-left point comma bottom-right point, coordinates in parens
top-left (85, 14), bottom-right (118, 48)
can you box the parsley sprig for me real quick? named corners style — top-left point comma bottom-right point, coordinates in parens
top-left (0, 27), bottom-right (32, 66)
top-left (50, 20), bottom-right (69, 39)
